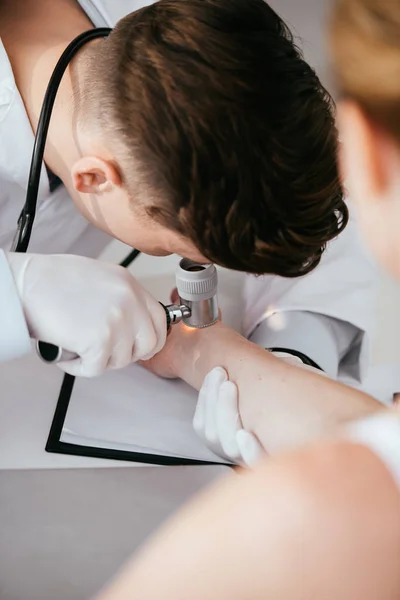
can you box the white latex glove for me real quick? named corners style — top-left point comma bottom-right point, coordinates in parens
top-left (6, 252), bottom-right (167, 377)
top-left (193, 366), bottom-right (264, 467)
top-left (194, 353), bottom-right (320, 466)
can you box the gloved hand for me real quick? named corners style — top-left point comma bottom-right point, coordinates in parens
top-left (193, 366), bottom-right (264, 466)
top-left (194, 353), bottom-right (318, 466)
top-left (6, 252), bottom-right (167, 377)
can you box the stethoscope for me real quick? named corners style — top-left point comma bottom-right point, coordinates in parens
top-left (11, 27), bottom-right (141, 363)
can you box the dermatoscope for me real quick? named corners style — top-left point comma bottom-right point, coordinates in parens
top-left (36, 258), bottom-right (218, 363)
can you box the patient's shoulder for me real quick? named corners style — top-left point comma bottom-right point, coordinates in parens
top-left (241, 439), bottom-right (400, 599)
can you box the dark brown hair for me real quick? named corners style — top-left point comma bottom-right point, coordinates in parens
top-left (331, 0), bottom-right (400, 145)
top-left (93, 0), bottom-right (347, 276)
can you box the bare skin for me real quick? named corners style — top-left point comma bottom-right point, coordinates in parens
top-left (99, 2), bottom-right (400, 598)
top-left (2, 4), bottom-right (398, 600)
top-left (97, 439), bottom-right (400, 600)
top-left (97, 7), bottom-right (400, 598)
top-left (143, 320), bottom-right (382, 454)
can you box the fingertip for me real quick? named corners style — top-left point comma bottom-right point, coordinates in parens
top-left (58, 361), bottom-right (96, 378)
top-left (219, 433), bottom-right (241, 462)
top-left (193, 392), bottom-right (206, 433)
top-left (132, 327), bottom-right (158, 362)
top-left (138, 349), bottom-right (157, 362)
top-left (192, 412), bottom-right (203, 435)
top-left (204, 427), bottom-right (219, 446)
top-left (219, 380), bottom-right (238, 398)
top-left (236, 429), bottom-right (265, 467)
top-left (236, 429), bottom-right (252, 447)
top-left (201, 366), bottom-right (227, 392)
top-left (154, 308), bottom-right (168, 354)
top-left (208, 366), bottom-right (228, 385)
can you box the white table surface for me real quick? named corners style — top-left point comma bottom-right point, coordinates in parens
top-left (0, 352), bottom-right (137, 469)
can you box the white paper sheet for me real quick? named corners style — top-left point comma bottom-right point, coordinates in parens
top-left (62, 364), bottom-right (225, 463)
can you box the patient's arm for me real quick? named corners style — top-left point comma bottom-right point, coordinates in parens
top-left (97, 437), bottom-right (400, 600)
top-left (144, 321), bottom-right (382, 454)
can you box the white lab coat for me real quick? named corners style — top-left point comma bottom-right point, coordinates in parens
top-left (241, 217), bottom-right (397, 400)
top-left (0, 0), bottom-right (395, 400)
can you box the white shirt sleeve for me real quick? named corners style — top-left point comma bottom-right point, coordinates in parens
top-left (0, 250), bottom-right (31, 362)
top-left (242, 216), bottom-right (379, 384)
top-left (346, 413), bottom-right (400, 489)
top-left (248, 311), bottom-right (359, 379)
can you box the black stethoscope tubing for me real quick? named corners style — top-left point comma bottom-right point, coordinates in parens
top-left (12, 27), bottom-right (113, 253)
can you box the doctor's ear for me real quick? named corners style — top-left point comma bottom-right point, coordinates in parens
top-left (71, 157), bottom-right (122, 194)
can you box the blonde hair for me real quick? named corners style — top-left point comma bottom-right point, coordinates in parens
top-left (330, 0), bottom-right (400, 143)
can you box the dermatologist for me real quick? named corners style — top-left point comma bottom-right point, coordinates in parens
top-left (0, 0), bottom-right (387, 444)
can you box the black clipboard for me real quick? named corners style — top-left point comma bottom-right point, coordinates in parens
top-left (45, 249), bottom-right (227, 467)
top-left (45, 372), bottom-right (227, 467)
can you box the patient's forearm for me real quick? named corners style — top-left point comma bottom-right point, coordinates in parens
top-left (169, 322), bottom-right (382, 453)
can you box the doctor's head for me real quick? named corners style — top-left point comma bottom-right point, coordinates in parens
top-left (331, 0), bottom-right (400, 279)
top-left (72, 0), bottom-right (347, 276)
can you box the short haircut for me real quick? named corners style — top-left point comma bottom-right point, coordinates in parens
top-left (89, 0), bottom-right (347, 276)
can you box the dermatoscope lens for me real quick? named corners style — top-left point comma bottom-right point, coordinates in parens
top-left (175, 259), bottom-right (218, 328)
top-left (185, 265), bottom-right (206, 272)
